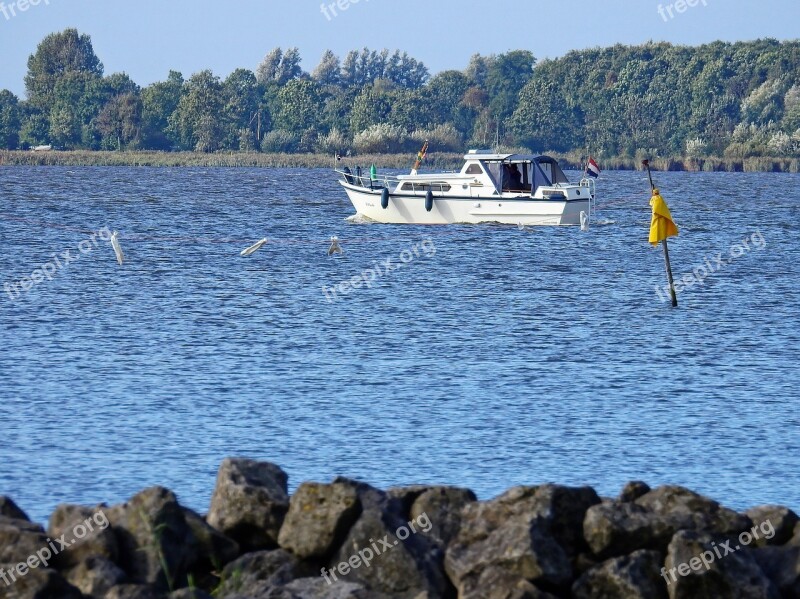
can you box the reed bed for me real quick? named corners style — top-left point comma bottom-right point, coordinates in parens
top-left (1, 150), bottom-right (797, 172)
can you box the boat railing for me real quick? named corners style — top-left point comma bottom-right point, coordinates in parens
top-left (335, 168), bottom-right (400, 191)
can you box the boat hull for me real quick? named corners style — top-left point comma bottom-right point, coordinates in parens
top-left (341, 182), bottom-right (589, 225)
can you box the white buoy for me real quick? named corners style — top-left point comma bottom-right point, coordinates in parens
top-left (328, 236), bottom-right (343, 256)
top-left (110, 231), bottom-right (124, 265)
top-left (240, 238), bottom-right (268, 257)
top-left (580, 211), bottom-right (589, 231)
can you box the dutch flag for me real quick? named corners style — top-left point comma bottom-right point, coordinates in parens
top-left (587, 157), bottom-right (601, 179)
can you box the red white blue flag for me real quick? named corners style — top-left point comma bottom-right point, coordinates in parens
top-left (587, 157), bottom-right (601, 178)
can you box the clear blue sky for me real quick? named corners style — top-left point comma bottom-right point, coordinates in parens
top-left (1, 0), bottom-right (798, 98)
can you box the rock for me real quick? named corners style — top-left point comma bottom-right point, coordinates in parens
top-left (277, 481), bottom-right (361, 559)
top-left (619, 482), bottom-right (651, 503)
top-left (169, 589), bottom-right (214, 599)
top-left (107, 486), bottom-right (198, 591)
top-left (64, 556), bottom-right (127, 597)
top-left (182, 507), bottom-right (240, 569)
top-left (455, 565), bottom-right (560, 599)
top-left (104, 584), bottom-right (163, 599)
top-left (584, 501), bottom-right (675, 559)
top-left (445, 486), bottom-right (581, 596)
top-left (323, 479), bottom-right (449, 597)
top-left (664, 530), bottom-right (779, 598)
top-left (584, 486), bottom-right (752, 559)
top-left (0, 497), bottom-right (28, 521)
top-left (207, 459), bottom-right (289, 552)
top-left (572, 549), bottom-right (668, 599)
top-left (409, 487), bottom-right (477, 550)
top-left (0, 517), bottom-right (49, 564)
top-left (282, 576), bottom-right (389, 598)
top-left (753, 545), bottom-right (800, 597)
top-left (636, 486), bottom-right (751, 538)
top-left (0, 565), bottom-right (83, 599)
top-left (328, 507), bottom-right (449, 597)
top-left (48, 504), bottom-right (118, 568)
top-left (215, 549), bottom-right (312, 598)
top-left (745, 506), bottom-right (799, 547)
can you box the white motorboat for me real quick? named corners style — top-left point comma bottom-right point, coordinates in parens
top-left (336, 150), bottom-right (596, 226)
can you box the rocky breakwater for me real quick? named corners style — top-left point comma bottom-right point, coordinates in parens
top-left (1, 458), bottom-right (798, 598)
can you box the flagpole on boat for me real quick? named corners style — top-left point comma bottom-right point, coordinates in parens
top-left (643, 159), bottom-right (678, 307)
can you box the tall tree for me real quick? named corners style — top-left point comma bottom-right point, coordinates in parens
top-left (313, 50), bottom-right (341, 86)
top-left (25, 29), bottom-right (103, 111)
top-left (0, 90), bottom-right (21, 149)
top-left (168, 70), bottom-right (224, 152)
top-left (141, 71), bottom-right (184, 150)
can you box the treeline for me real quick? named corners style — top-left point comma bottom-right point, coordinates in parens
top-left (1, 30), bottom-right (799, 160)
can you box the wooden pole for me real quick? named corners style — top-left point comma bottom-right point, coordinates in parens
top-left (662, 239), bottom-right (678, 307)
top-left (643, 159), bottom-right (678, 307)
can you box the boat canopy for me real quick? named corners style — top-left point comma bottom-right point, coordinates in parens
top-left (463, 152), bottom-right (570, 191)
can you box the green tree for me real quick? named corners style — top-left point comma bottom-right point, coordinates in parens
top-left (274, 80), bottom-right (321, 135)
top-left (222, 68), bottom-right (260, 149)
top-left (96, 93), bottom-right (142, 149)
top-left (25, 29), bottom-right (103, 109)
top-left (168, 70), bottom-right (225, 152)
top-left (0, 90), bottom-right (21, 149)
top-left (141, 71), bottom-right (184, 150)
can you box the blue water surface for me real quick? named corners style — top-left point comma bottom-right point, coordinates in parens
top-left (0, 166), bottom-right (798, 523)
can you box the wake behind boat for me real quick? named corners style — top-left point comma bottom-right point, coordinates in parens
top-left (336, 150), bottom-right (597, 226)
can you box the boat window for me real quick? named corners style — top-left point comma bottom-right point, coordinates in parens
top-left (400, 182), bottom-right (452, 192)
top-left (465, 164), bottom-right (483, 175)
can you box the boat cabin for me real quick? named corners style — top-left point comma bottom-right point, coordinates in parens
top-left (459, 150), bottom-right (570, 195)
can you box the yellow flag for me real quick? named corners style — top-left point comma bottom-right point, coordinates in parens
top-left (649, 189), bottom-right (679, 246)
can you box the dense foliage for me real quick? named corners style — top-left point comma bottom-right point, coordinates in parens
top-left (2, 30), bottom-right (799, 158)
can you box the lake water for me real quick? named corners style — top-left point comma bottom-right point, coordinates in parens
top-left (1, 166), bottom-right (798, 524)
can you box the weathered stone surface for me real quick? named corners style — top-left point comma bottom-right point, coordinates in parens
top-left (745, 506), bottom-right (799, 547)
top-left (0, 497), bottom-right (28, 521)
top-left (636, 486), bottom-right (751, 537)
top-left (664, 530), bottom-right (779, 599)
top-left (584, 502), bottom-right (674, 559)
top-left (182, 507), bottom-right (240, 569)
top-left (445, 486), bottom-right (584, 596)
top-left (207, 459), bottom-right (289, 552)
top-left (215, 549), bottom-right (312, 598)
top-left (48, 504), bottom-right (117, 568)
top-left (572, 549), bottom-right (668, 599)
top-left (169, 588), bottom-right (214, 599)
top-left (329, 506), bottom-right (449, 597)
top-left (456, 565), bottom-right (560, 599)
top-left (104, 584), bottom-right (163, 599)
top-left (277, 482), bottom-right (361, 559)
top-left (754, 545), bottom-right (800, 597)
top-left (619, 482), bottom-right (651, 503)
top-left (0, 517), bottom-right (48, 564)
top-left (0, 566), bottom-right (83, 599)
top-left (64, 556), bottom-right (126, 597)
top-left (584, 486), bottom-right (752, 559)
top-left (283, 577), bottom-right (389, 598)
top-left (107, 486), bottom-right (197, 591)
top-left (409, 487), bottom-right (477, 550)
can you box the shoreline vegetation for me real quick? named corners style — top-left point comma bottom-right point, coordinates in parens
top-left (2, 150), bottom-right (799, 172)
top-left (0, 458), bottom-right (798, 598)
